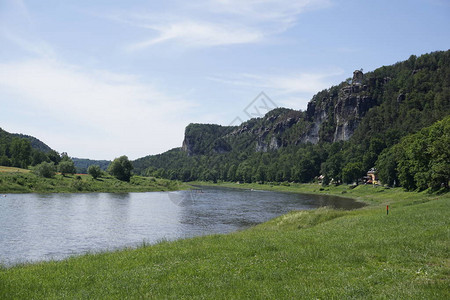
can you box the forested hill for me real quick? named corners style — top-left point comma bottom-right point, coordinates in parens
top-left (0, 128), bottom-right (111, 173)
top-left (7, 130), bottom-right (53, 153)
top-left (71, 158), bottom-right (111, 174)
top-left (133, 50), bottom-right (450, 191)
top-left (0, 127), bottom-right (59, 168)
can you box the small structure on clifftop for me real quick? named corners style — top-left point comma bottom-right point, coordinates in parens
top-left (352, 69), bottom-right (363, 85)
top-left (340, 70), bottom-right (364, 96)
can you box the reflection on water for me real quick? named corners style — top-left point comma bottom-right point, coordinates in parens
top-left (0, 187), bottom-right (363, 265)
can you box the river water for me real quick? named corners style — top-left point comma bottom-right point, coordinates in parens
top-left (0, 186), bottom-right (363, 265)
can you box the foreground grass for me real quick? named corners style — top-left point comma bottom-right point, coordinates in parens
top-left (0, 168), bottom-right (189, 193)
top-left (0, 185), bottom-right (448, 299)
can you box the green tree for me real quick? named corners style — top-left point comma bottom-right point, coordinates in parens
top-left (385, 116), bottom-right (450, 191)
top-left (321, 152), bottom-right (343, 183)
top-left (33, 162), bottom-right (56, 178)
top-left (108, 155), bottom-right (133, 181)
top-left (0, 155), bottom-right (11, 167)
top-left (58, 160), bottom-right (76, 176)
top-left (10, 138), bottom-right (32, 168)
top-left (342, 162), bottom-right (365, 184)
top-left (60, 152), bottom-right (71, 162)
top-left (47, 150), bottom-right (61, 165)
top-left (88, 165), bottom-right (102, 179)
top-left (376, 147), bottom-right (399, 187)
top-left (31, 150), bottom-right (48, 166)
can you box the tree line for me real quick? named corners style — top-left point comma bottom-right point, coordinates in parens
top-left (138, 116), bottom-right (449, 192)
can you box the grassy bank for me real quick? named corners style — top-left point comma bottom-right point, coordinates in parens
top-left (0, 167), bottom-right (189, 193)
top-left (0, 185), bottom-right (448, 299)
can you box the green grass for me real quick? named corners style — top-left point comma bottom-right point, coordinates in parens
top-left (0, 171), bottom-right (189, 193)
top-left (0, 185), bottom-right (448, 299)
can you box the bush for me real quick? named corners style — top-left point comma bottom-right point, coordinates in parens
top-left (58, 160), bottom-right (76, 176)
top-left (108, 156), bottom-right (133, 182)
top-left (33, 162), bottom-right (56, 178)
top-left (88, 165), bottom-right (102, 179)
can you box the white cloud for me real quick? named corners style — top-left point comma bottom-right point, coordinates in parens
top-left (127, 20), bottom-right (263, 51)
top-left (0, 59), bottom-right (195, 159)
top-left (113, 0), bottom-right (331, 51)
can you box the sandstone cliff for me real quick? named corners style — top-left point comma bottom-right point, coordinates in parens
top-left (182, 70), bottom-right (386, 156)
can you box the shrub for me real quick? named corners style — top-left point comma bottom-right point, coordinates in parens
top-left (108, 156), bottom-right (133, 182)
top-left (33, 162), bottom-right (56, 178)
top-left (88, 165), bottom-right (102, 179)
top-left (58, 160), bottom-right (76, 176)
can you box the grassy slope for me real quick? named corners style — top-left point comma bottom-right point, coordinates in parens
top-left (0, 168), bottom-right (189, 193)
top-left (0, 166), bottom-right (31, 173)
top-left (0, 185), bottom-right (448, 299)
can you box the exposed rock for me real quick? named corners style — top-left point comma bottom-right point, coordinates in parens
top-left (181, 137), bottom-right (193, 155)
top-left (269, 136), bottom-right (281, 150)
top-left (333, 94), bottom-right (376, 142)
top-left (353, 70), bottom-right (364, 85)
top-left (182, 69), bottom-right (384, 155)
top-left (333, 119), bottom-right (359, 141)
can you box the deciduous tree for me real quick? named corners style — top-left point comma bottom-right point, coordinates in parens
top-left (108, 156), bottom-right (133, 181)
top-left (88, 165), bottom-right (102, 179)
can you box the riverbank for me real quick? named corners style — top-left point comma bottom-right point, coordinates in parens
top-left (1, 184), bottom-right (448, 299)
top-left (0, 167), bottom-right (189, 193)
top-left (190, 181), bottom-right (433, 206)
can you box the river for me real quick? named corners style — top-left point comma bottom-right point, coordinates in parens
top-left (0, 186), bottom-right (363, 265)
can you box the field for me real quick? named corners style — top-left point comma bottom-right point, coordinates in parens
top-left (0, 166), bottom-right (31, 173)
top-left (0, 184), bottom-right (448, 299)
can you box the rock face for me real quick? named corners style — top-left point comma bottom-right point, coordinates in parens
top-left (181, 123), bottom-right (234, 156)
top-left (333, 95), bottom-right (376, 142)
top-left (299, 70), bottom-right (377, 144)
top-left (299, 98), bottom-right (332, 144)
top-left (181, 137), bottom-right (193, 155)
top-left (333, 71), bottom-right (376, 141)
top-left (181, 70), bottom-right (383, 155)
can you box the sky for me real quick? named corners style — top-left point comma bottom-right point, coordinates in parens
top-left (0, 0), bottom-right (449, 160)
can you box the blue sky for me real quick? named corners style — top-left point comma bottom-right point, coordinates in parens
top-left (1, 0), bottom-right (449, 160)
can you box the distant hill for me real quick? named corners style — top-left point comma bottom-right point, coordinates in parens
top-left (1, 128), bottom-right (54, 153)
top-left (72, 158), bottom-right (111, 174)
top-left (0, 128), bottom-right (58, 168)
top-left (11, 133), bottom-right (53, 153)
top-left (0, 128), bottom-right (111, 173)
top-left (133, 50), bottom-right (450, 190)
